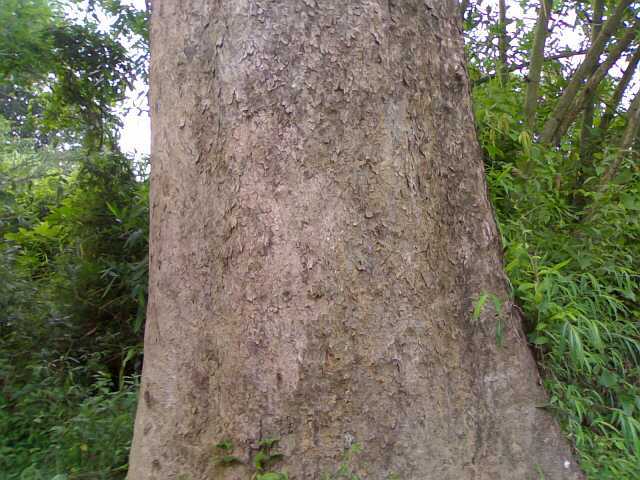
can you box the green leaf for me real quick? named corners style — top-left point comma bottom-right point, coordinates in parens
top-left (215, 440), bottom-right (234, 451)
top-left (598, 370), bottom-right (618, 389)
top-left (531, 335), bottom-right (549, 346)
top-left (621, 194), bottom-right (640, 211)
top-left (218, 455), bottom-right (242, 466)
top-left (256, 473), bottom-right (288, 480)
top-left (472, 292), bottom-right (489, 321)
top-left (258, 438), bottom-right (280, 449)
top-left (253, 450), bottom-right (270, 471)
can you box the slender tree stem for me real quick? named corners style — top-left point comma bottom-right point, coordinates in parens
top-left (539, 0), bottom-right (633, 144)
top-left (601, 90), bottom-right (640, 185)
top-left (474, 50), bottom-right (589, 86)
top-left (556, 26), bottom-right (637, 144)
top-left (524, 0), bottom-right (553, 130)
top-left (578, 0), bottom-right (605, 176)
top-left (599, 47), bottom-right (640, 134)
top-left (498, 0), bottom-right (510, 84)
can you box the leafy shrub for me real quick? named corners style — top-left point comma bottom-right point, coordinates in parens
top-left (0, 123), bottom-right (145, 480)
top-left (0, 358), bottom-right (137, 480)
top-left (476, 79), bottom-right (640, 478)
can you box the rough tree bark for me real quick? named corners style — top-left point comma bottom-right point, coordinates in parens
top-left (129, 1), bottom-right (583, 479)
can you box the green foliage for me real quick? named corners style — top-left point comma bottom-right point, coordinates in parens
top-left (471, 291), bottom-right (507, 347)
top-left (0, 0), bottom-right (58, 83)
top-left (321, 443), bottom-right (364, 480)
top-left (0, 0), bottom-right (149, 474)
top-left (213, 440), bottom-right (372, 480)
top-left (0, 135), bottom-right (148, 373)
top-left (40, 23), bottom-right (136, 148)
top-left (0, 117), bottom-right (146, 480)
top-left (252, 439), bottom-right (285, 475)
top-left (213, 438), bottom-right (288, 479)
top-left (475, 77), bottom-right (640, 478)
top-left (0, 363), bottom-right (137, 480)
top-left (214, 440), bottom-right (242, 467)
top-left (0, 0), bottom-right (143, 148)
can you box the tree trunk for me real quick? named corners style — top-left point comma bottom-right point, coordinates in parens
top-left (129, 1), bottom-right (583, 479)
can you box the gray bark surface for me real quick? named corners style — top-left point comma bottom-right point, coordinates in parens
top-left (129, 1), bottom-right (583, 479)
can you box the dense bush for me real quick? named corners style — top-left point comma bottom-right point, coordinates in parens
top-left (0, 123), bottom-right (146, 480)
top-left (1, 1), bottom-right (149, 478)
top-left (476, 79), bottom-right (640, 478)
top-left (0, 363), bottom-right (137, 480)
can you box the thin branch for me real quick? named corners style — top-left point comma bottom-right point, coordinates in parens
top-left (498, 0), bottom-right (509, 84)
top-left (599, 47), bottom-right (640, 134)
top-left (601, 89), bottom-right (640, 185)
top-left (474, 50), bottom-right (589, 86)
top-left (578, 0), bottom-right (605, 170)
top-left (539, 0), bottom-right (634, 144)
top-left (555, 25), bottom-right (637, 143)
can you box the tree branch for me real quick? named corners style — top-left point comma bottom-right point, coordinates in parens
top-left (498, 0), bottom-right (510, 84)
top-left (473, 50), bottom-right (589, 86)
top-left (600, 89), bottom-right (640, 185)
top-left (599, 47), bottom-right (640, 134)
top-left (555, 25), bottom-right (637, 144)
top-left (539, 0), bottom-right (634, 144)
top-left (524, 0), bottom-right (554, 130)
top-left (578, 0), bottom-right (605, 172)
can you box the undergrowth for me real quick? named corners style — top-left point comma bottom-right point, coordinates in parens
top-left (0, 124), bottom-right (145, 480)
top-left (477, 80), bottom-right (640, 478)
top-left (0, 364), bottom-right (137, 480)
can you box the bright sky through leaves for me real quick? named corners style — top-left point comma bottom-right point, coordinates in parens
top-left (67, 0), bottom-right (150, 156)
